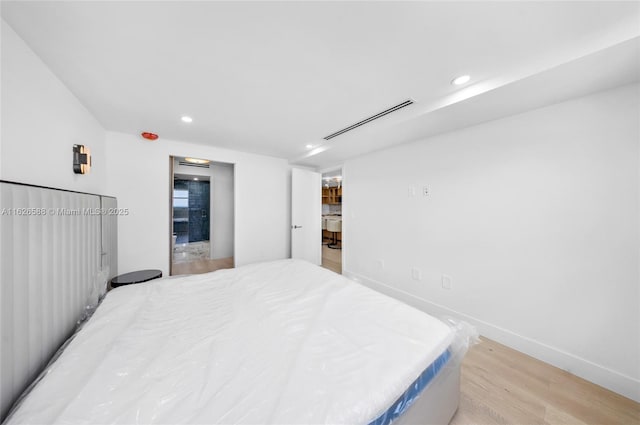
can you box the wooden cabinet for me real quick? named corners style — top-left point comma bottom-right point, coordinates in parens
top-left (322, 187), bottom-right (342, 204)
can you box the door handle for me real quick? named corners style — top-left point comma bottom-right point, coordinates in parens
top-left (291, 225), bottom-right (303, 229)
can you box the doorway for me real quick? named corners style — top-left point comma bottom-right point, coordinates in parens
top-left (170, 156), bottom-right (235, 276)
top-left (321, 169), bottom-right (342, 274)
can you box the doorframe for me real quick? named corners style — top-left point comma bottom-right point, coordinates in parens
top-left (319, 164), bottom-right (345, 273)
top-left (169, 155), bottom-right (237, 276)
top-left (169, 156), bottom-right (174, 276)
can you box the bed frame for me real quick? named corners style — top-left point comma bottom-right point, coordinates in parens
top-left (395, 354), bottom-right (461, 425)
top-left (0, 181), bottom-right (117, 421)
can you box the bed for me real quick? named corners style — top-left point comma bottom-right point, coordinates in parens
top-left (1, 180), bottom-right (475, 425)
top-left (3, 259), bottom-right (475, 425)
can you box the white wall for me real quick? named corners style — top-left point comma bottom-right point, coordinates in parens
top-left (105, 132), bottom-right (289, 277)
top-left (0, 20), bottom-right (106, 194)
top-left (343, 83), bottom-right (640, 401)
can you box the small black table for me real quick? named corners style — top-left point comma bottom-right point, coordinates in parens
top-left (110, 269), bottom-right (162, 288)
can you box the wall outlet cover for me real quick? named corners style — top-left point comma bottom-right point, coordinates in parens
top-left (411, 267), bottom-right (422, 281)
top-left (442, 274), bottom-right (452, 289)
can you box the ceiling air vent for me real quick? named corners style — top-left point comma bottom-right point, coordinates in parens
top-left (323, 99), bottom-right (414, 141)
top-left (178, 160), bottom-right (210, 169)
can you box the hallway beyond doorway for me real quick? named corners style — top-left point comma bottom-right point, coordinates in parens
top-left (321, 245), bottom-right (341, 274)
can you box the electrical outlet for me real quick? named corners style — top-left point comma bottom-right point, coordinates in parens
top-left (411, 267), bottom-right (422, 281)
top-left (376, 259), bottom-right (385, 271)
top-left (442, 274), bottom-right (452, 290)
top-left (423, 186), bottom-right (430, 196)
top-left (408, 185), bottom-right (416, 197)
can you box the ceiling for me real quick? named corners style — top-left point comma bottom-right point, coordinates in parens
top-left (2, 1), bottom-right (639, 169)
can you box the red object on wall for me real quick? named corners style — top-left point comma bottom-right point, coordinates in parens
top-left (141, 132), bottom-right (159, 141)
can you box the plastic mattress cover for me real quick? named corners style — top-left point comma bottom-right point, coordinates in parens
top-left (6, 259), bottom-right (458, 425)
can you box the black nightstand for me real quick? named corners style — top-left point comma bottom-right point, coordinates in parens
top-left (110, 269), bottom-right (162, 288)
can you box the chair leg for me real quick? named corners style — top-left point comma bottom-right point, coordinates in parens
top-left (328, 231), bottom-right (341, 249)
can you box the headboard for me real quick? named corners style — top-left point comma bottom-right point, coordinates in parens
top-left (0, 181), bottom-right (118, 420)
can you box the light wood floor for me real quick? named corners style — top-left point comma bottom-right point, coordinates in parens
top-left (171, 257), bottom-right (234, 275)
top-left (452, 337), bottom-right (639, 425)
top-left (321, 244), bottom-right (342, 274)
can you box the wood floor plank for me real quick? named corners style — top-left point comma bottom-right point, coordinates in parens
top-left (171, 257), bottom-right (234, 275)
top-left (452, 337), bottom-right (640, 425)
top-left (321, 244), bottom-right (342, 274)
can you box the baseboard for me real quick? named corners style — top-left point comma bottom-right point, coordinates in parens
top-left (343, 270), bottom-right (640, 403)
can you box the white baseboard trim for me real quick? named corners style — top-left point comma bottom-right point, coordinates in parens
top-left (343, 270), bottom-right (640, 403)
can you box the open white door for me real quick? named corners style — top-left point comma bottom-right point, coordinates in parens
top-left (291, 168), bottom-right (321, 264)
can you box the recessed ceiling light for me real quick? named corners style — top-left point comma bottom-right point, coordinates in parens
top-left (306, 144), bottom-right (313, 149)
top-left (181, 116), bottom-right (193, 123)
top-left (193, 177), bottom-right (198, 181)
top-left (184, 157), bottom-right (210, 164)
top-left (451, 75), bottom-right (471, 86)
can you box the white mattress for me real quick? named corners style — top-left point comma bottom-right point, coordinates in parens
top-left (6, 259), bottom-right (454, 425)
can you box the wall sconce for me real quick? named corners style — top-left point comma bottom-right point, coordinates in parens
top-left (73, 144), bottom-right (91, 174)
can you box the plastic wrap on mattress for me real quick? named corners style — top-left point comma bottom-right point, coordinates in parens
top-left (369, 317), bottom-right (479, 425)
top-left (369, 349), bottom-right (452, 425)
top-left (5, 260), bottom-right (477, 425)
